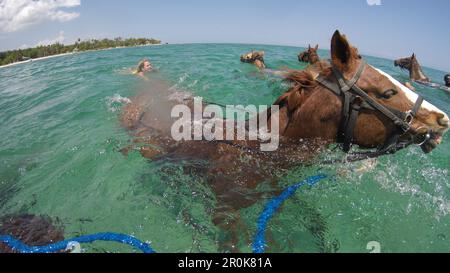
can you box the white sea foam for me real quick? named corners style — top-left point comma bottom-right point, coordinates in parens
top-left (168, 90), bottom-right (194, 103)
top-left (169, 73), bottom-right (190, 91)
top-left (106, 94), bottom-right (131, 112)
top-left (374, 151), bottom-right (450, 219)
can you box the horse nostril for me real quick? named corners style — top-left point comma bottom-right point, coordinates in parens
top-left (438, 116), bottom-right (450, 128)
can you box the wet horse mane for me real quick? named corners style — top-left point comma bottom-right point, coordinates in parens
top-left (282, 61), bottom-right (332, 96)
top-left (266, 61), bottom-right (335, 132)
top-left (286, 69), bottom-right (318, 88)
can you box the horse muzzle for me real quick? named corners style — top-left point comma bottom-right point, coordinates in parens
top-left (415, 130), bottom-right (444, 154)
top-left (410, 113), bottom-right (449, 153)
top-left (420, 136), bottom-right (440, 153)
top-left (408, 124), bottom-right (446, 153)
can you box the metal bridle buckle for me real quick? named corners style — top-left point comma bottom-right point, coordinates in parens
top-left (414, 126), bottom-right (432, 146)
top-left (417, 132), bottom-right (432, 146)
top-left (404, 111), bottom-right (414, 125)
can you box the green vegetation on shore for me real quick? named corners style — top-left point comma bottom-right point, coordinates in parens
top-left (0, 37), bottom-right (161, 66)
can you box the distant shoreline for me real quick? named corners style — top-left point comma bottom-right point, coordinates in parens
top-left (1, 42), bottom-right (446, 74)
top-left (0, 43), bottom-right (163, 69)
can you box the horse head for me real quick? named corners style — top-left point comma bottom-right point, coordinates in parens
top-left (240, 51), bottom-right (266, 69)
top-left (298, 44), bottom-right (320, 64)
top-left (274, 31), bottom-right (449, 154)
top-left (395, 53), bottom-right (430, 82)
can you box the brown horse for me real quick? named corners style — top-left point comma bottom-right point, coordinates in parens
top-left (298, 44), bottom-right (320, 65)
top-left (121, 31), bottom-right (449, 251)
top-left (240, 51), bottom-right (266, 69)
top-left (394, 53), bottom-right (430, 82)
top-left (0, 214), bottom-right (64, 253)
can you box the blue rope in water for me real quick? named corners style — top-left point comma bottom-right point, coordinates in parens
top-left (252, 174), bottom-right (327, 253)
top-left (0, 232), bottom-right (155, 253)
top-left (1, 174), bottom-right (326, 254)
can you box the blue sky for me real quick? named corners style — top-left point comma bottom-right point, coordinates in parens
top-left (0, 0), bottom-right (449, 71)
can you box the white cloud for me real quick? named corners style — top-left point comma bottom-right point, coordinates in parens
top-left (36, 30), bottom-right (65, 46)
top-left (0, 0), bottom-right (80, 32)
top-left (367, 0), bottom-right (382, 6)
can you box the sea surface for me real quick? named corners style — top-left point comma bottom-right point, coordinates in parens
top-left (0, 44), bottom-right (449, 253)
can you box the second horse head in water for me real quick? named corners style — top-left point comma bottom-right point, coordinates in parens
top-left (240, 51), bottom-right (266, 70)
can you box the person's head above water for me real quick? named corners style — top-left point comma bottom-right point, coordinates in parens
top-left (445, 74), bottom-right (450, 87)
top-left (135, 59), bottom-right (153, 76)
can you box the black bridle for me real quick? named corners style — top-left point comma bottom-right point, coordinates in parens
top-left (316, 60), bottom-right (426, 162)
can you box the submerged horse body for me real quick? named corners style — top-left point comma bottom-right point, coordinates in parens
top-left (121, 31), bottom-right (449, 251)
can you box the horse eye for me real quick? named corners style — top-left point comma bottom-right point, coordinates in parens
top-left (381, 89), bottom-right (397, 99)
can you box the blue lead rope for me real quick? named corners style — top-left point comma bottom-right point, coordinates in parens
top-left (252, 174), bottom-right (328, 253)
top-left (1, 174), bottom-right (326, 253)
top-left (0, 232), bottom-right (155, 253)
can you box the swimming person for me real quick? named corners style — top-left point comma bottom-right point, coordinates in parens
top-left (133, 58), bottom-right (154, 79)
top-left (440, 74), bottom-right (450, 92)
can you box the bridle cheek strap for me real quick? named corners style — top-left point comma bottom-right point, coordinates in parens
top-left (316, 60), bottom-right (424, 157)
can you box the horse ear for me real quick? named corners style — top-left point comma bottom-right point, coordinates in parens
top-left (331, 30), bottom-right (357, 73)
top-left (315, 44), bottom-right (319, 50)
top-left (308, 44), bottom-right (311, 50)
top-left (412, 53), bottom-right (416, 59)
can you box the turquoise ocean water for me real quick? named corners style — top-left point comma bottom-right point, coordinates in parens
top-left (0, 44), bottom-right (449, 253)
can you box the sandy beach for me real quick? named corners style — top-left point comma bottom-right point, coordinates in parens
top-left (0, 52), bottom-right (75, 69)
top-left (0, 44), bottom-right (163, 69)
